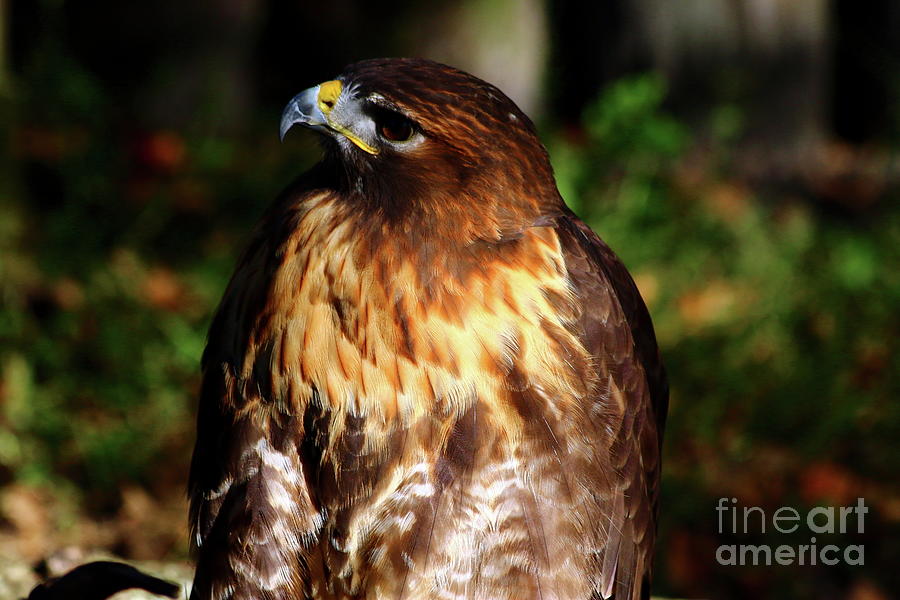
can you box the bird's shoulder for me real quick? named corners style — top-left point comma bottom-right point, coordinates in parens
top-left (551, 210), bottom-right (668, 426)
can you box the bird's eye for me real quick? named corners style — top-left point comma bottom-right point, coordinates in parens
top-left (375, 110), bottom-right (416, 143)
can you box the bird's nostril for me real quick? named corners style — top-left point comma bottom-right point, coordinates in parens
top-left (317, 80), bottom-right (343, 114)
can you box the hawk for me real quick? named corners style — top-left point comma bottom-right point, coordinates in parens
top-left (188, 58), bottom-right (667, 600)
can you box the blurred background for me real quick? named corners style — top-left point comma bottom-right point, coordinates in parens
top-left (1, 0), bottom-right (898, 598)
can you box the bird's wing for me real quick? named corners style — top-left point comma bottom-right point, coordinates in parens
top-left (187, 174), bottom-right (333, 600)
top-left (553, 210), bottom-right (668, 600)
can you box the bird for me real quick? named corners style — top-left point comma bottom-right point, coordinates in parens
top-left (187, 58), bottom-right (667, 600)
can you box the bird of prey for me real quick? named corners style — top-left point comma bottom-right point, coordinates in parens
top-left (188, 58), bottom-right (667, 600)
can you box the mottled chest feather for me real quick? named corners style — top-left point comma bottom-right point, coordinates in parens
top-left (194, 193), bottom-right (622, 599)
top-left (229, 193), bottom-right (590, 436)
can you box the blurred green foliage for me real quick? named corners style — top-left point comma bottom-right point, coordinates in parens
top-left (551, 74), bottom-right (900, 596)
top-left (0, 44), bottom-right (317, 505)
top-left (1, 46), bottom-right (898, 600)
top-left (555, 75), bottom-right (900, 467)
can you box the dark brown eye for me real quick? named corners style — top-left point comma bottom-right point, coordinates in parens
top-left (376, 110), bottom-right (415, 142)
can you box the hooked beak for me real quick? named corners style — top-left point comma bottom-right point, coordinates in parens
top-left (279, 80), bottom-right (379, 154)
top-left (279, 85), bottom-right (327, 141)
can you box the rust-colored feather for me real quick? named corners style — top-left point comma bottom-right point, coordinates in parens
top-left (189, 58), bottom-right (666, 600)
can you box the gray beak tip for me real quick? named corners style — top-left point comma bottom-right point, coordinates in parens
top-left (279, 87), bottom-right (323, 143)
top-left (279, 99), bottom-right (301, 142)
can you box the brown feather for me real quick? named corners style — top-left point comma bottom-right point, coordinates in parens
top-left (188, 58), bottom-right (666, 600)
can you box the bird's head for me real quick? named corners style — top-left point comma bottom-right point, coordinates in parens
top-left (280, 58), bottom-right (560, 225)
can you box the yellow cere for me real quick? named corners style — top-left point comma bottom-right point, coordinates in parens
top-left (317, 79), bottom-right (379, 155)
top-left (317, 80), bottom-right (342, 114)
